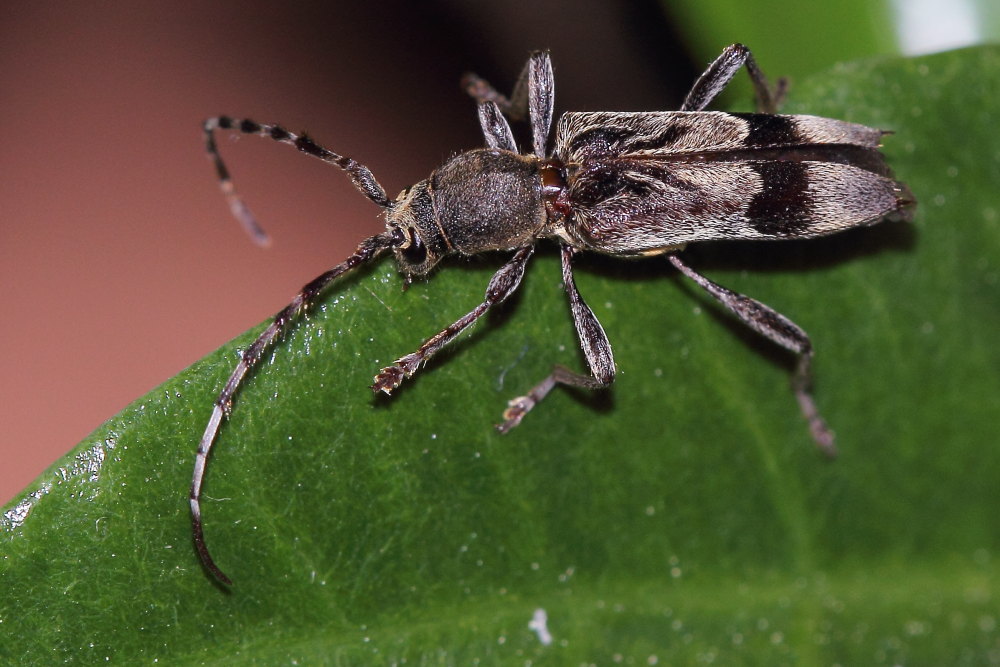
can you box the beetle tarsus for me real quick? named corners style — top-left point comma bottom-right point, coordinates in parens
top-left (372, 365), bottom-right (406, 394)
top-left (497, 396), bottom-right (534, 433)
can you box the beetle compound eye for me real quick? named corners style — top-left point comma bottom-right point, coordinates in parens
top-left (389, 226), bottom-right (407, 247)
top-left (401, 233), bottom-right (427, 266)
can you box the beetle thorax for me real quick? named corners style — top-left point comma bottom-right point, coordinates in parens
top-left (429, 149), bottom-right (547, 254)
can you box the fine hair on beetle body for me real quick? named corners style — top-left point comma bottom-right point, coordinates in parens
top-left (192, 44), bottom-right (914, 585)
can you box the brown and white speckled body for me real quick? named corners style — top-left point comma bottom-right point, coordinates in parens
top-left (193, 45), bottom-right (913, 586)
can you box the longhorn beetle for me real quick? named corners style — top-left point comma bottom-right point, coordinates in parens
top-left (192, 45), bottom-right (913, 584)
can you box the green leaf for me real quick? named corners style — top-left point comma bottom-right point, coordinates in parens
top-left (664, 0), bottom-right (1000, 107)
top-left (666, 0), bottom-right (901, 79)
top-left (3, 47), bottom-right (999, 664)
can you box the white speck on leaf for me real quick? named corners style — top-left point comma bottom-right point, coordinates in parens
top-left (529, 608), bottom-right (553, 646)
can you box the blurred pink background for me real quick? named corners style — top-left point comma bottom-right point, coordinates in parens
top-left (0, 1), bottom-right (689, 503)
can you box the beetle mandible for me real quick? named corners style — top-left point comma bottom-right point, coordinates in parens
top-left (192, 45), bottom-right (913, 584)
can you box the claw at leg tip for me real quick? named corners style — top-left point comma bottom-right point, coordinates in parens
top-left (372, 366), bottom-right (404, 394)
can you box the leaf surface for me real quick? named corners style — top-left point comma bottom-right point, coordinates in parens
top-left (3, 47), bottom-right (999, 664)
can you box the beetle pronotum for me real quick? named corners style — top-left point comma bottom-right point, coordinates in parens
top-left (192, 45), bottom-right (913, 584)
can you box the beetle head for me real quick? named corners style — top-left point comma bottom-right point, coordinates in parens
top-left (386, 180), bottom-right (449, 276)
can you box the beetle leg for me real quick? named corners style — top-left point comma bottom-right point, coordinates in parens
top-left (464, 50), bottom-right (554, 157)
top-left (526, 51), bottom-right (554, 158)
top-left (498, 244), bottom-right (615, 433)
top-left (667, 253), bottom-right (836, 458)
top-left (373, 245), bottom-right (535, 393)
top-left (680, 43), bottom-right (786, 113)
top-left (462, 56), bottom-right (531, 121)
top-left (477, 101), bottom-right (518, 152)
